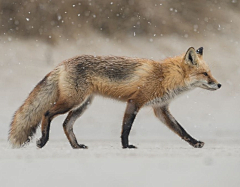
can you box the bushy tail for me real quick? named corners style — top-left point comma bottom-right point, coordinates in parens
top-left (8, 70), bottom-right (60, 148)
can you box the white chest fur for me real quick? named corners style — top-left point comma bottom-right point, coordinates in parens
top-left (145, 86), bottom-right (190, 107)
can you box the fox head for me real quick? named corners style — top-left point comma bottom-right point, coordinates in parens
top-left (183, 47), bottom-right (221, 91)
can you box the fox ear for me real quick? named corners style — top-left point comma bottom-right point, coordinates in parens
top-left (184, 47), bottom-right (198, 66)
top-left (196, 47), bottom-right (203, 56)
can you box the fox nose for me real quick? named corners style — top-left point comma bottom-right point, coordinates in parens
top-left (217, 83), bottom-right (221, 88)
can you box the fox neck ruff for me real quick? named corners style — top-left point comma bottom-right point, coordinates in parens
top-left (145, 85), bottom-right (191, 107)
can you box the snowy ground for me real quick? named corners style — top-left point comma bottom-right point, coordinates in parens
top-left (0, 35), bottom-right (240, 187)
top-left (0, 139), bottom-right (239, 187)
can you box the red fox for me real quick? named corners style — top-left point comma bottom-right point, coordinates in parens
top-left (9, 47), bottom-right (221, 149)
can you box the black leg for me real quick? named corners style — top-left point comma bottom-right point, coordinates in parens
top-left (154, 105), bottom-right (204, 148)
top-left (37, 102), bottom-right (72, 148)
top-left (36, 112), bottom-right (52, 148)
top-left (121, 100), bottom-right (139, 149)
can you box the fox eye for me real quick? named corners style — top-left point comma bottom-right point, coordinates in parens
top-left (203, 72), bottom-right (208, 76)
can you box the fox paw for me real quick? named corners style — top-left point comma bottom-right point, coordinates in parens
top-left (36, 139), bottom-right (46, 148)
top-left (79, 144), bottom-right (88, 149)
top-left (193, 141), bottom-right (205, 148)
top-left (72, 144), bottom-right (88, 149)
top-left (123, 145), bottom-right (137, 149)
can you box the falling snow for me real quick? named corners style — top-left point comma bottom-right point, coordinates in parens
top-left (0, 1), bottom-right (240, 187)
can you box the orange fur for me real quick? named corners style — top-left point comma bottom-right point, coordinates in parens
top-left (9, 47), bottom-right (221, 148)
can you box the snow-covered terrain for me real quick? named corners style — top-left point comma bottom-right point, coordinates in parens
top-left (0, 34), bottom-right (240, 187)
top-left (0, 140), bottom-right (239, 187)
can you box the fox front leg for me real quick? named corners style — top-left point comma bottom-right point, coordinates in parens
top-left (121, 100), bottom-right (141, 149)
top-left (154, 105), bottom-right (204, 148)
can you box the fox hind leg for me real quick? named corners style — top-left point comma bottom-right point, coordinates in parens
top-left (63, 96), bottom-right (93, 149)
top-left (37, 101), bottom-right (72, 148)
